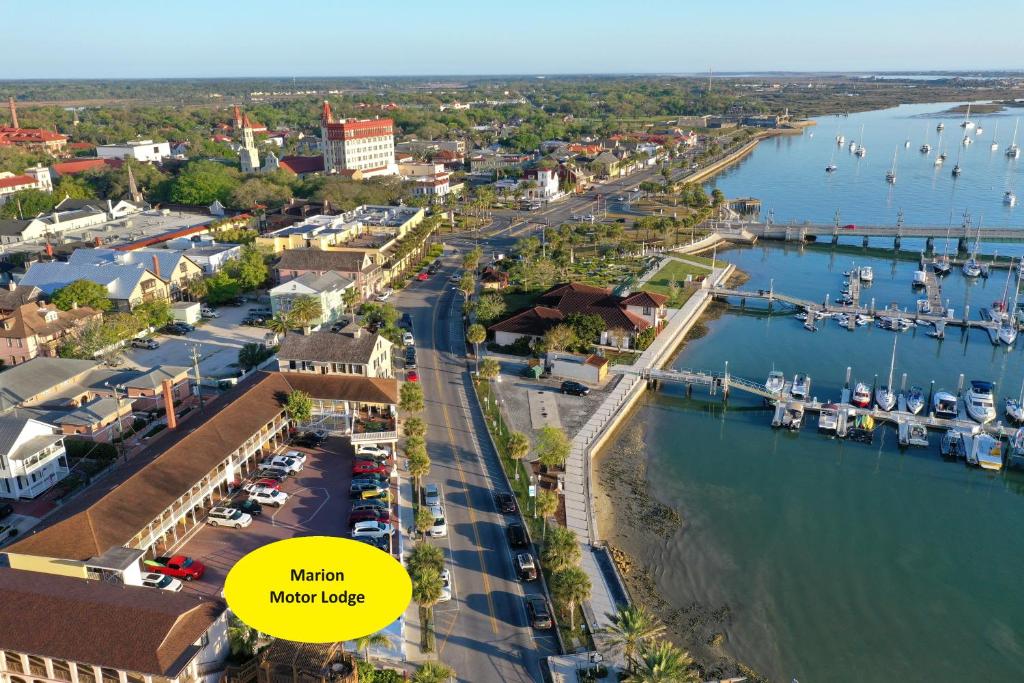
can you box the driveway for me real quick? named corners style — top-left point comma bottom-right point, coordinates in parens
top-left (121, 302), bottom-right (272, 379)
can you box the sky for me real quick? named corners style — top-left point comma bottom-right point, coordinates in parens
top-left (3, 0), bottom-right (1023, 79)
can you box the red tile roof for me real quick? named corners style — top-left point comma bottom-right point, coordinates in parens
top-left (621, 291), bottom-right (668, 307)
top-left (52, 158), bottom-right (117, 176)
top-left (279, 155), bottom-right (325, 175)
top-left (488, 282), bottom-right (657, 338)
top-left (0, 126), bottom-right (67, 144)
top-left (0, 174), bottom-right (36, 190)
top-left (488, 306), bottom-right (565, 336)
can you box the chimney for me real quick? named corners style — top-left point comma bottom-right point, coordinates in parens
top-left (162, 379), bottom-right (177, 430)
top-left (151, 254), bottom-right (161, 278)
top-left (6, 280), bottom-right (15, 292)
top-left (8, 97), bottom-right (17, 129)
top-left (45, 242), bottom-right (54, 257)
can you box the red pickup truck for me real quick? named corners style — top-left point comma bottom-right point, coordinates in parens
top-left (144, 555), bottom-right (206, 581)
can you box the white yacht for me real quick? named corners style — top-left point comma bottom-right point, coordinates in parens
top-left (999, 323), bottom-right (1018, 346)
top-left (905, 386), bottom-right (925, 415)
top-left (825, 163), bottom-right (837, 173)
top-left (859, 266), bottom-right (874, 282)
top-left (912, 270), bottom-right (927, 287)
top-left (962, 258), bottom-right (982, 278)
top-left (905, 423), bottom-right (929, 447)
top-left (933, 391), bottom-right (959, 420)
top-left (852, 382), bottom-right (872, 408)
top-left (976, 126), bottom-right (984, 135)
top-left (971, 433), bottom-right (1003, 471)
top-left (791, 374), bottom-right (810, 399)
top-left (936, 122), bottom-right (945, 132)
top-left (765, 370), bottom-right (786, 395)
top-left (849, 140), bottom-right (857, 152)
top-left (1007, 118), bottom-right (1020, 158)
top-left (818, 404), bottom-right (839, 433)
top-left (1006, 397), bottom-right (1024, 424)
top-left (781, 402), bottom-right (805, 430)
top-left (965, 381), bottom-right (997, 424)
top-left (837, 134), bottom-right (845, 145)
top-left (855, 313), bottom-right (873, 326)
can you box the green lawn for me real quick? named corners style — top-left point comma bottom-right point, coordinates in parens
top-left (501, 290), bottom-right (541, 313)
top-left (640, 258), bottom-right (713, 297)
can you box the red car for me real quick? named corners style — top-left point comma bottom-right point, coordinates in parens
top-left (144, 555), bottom-right (206, 581)
top-left (407, 370), bottom-right (419, 382)
top-left (416, 272), bottom-right (429, 281)
top-left (352, 461), bottom-right (391, 476)
top-left (251, 478), bottom-right (281, 490)
top-left (348, 509), bottom-right (393, 526)
top-left (842, 223), bottom-right (857, 230)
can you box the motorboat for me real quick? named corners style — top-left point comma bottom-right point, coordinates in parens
top-left (781, 402), bottom-right (804, 430)
top-left (971, 433), bottom-right (1003, 471)
top-left (962, 258), bottom-right (982, 278)
top-left (852, 382), bottom-right (872, 407)
top-left (965, 380), bottom-right (997, 424)
top-left (1005, 397), bottom-right (1024, 424)
top-left (905, 386), bottom-right (925, 415)
top-left (834, 313), bottom-right (850, 327)
top-left (933, 391), bottom-right (959, 419)
top-left (791, 374), bottom-right (810, 399)
top-left (803, 319), bottom-right (818, 332)
top-left (1005, 191), bottom-right (1017, 207)
top-left (916, 299), bottom-right (932, 315)
top-left (859, 266), bottom-right (874, 282)
top-left (902, 422), bottom-right (929, 447)
top-left (920, 143), bottom-right (932, 153)
top-left (937, 122), bottom-right (945, 132)
top-left (912, 270), bottom-right (927, 287)
top-left (825, 163), bottom-right (837, 173)
top-left (940, 429), bottom-right (968, 459)
top-left (856, 314), bottom-right (873, 326)
top-left (1013, 428), bottom-right (1024, 458)
top-left (765, 370), bottom-right (786, 395)
top-left (818, 404), bottom-right (839, 433)
top-left (794, 311), bottom-right (808, 321)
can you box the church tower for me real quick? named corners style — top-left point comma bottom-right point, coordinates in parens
top-left (237, 106), bottom-right (260, 174)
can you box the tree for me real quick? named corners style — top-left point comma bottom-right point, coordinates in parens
top-left (458, 271), bottom-right (476, 297)
top-left (535, 425), bottom-right (569, 470)
top-left (542, 526), bottom-right (581, 573)
top-left (407, 540), bottom-right (444, 577)
top-left (169, 160), bottom-right (242, 205)
top-left (411, 661), bottom-right (455, 683)
top-left (536, 489), bottom-right (558, 539)
top-left (404, 416), bottom-right (426, 438)
top-left (359, 302), bottom-right (400, 329)
top-left (540, 324), bottom-right (576, 353)
top-left (478, 357), bottom-right (500, 381)
top-left (266, 312), bottom-right (293, 337)
top-left (230, 178), bottom-right (292, 210)
top-left (400, 381), bottom-right (425, 414)
top-left (608, 327), bottom-right (630, 351)
top-left (134, 300), bottom-right (172, 329)
top-left (224, 245), bottom-right (268, 291)
top-left (406, 439), bottom-right (430, 494)
top-left (342, 287), bottom-right (360, 312)
top-left (204, 270), bottom-right (243, 305)
top-left (50, 280), bottom-right (112, 312)
top-left (711, 187), bottom-right (726, 207)
top-left (475, 293), bottom-right (506, 324)
top-left (466, 324), bottom-right (486, 370)
top-left (635, 327), bottom-right (657, 351)
top-left (226, 615), bottom-right (259, 659)
top-left (627, 641), bottom-right (698, 683)
top-left (666, 277), bottom-right (681, 307)
top-left (288, 295), bottom-right (323, 332)
top-left (411, 565), bottom-right (444, 610)
top-left (354, 631), bottom-right (393, 664)
top-left (57, 318), bottom-right (120, 360)
top-left (415, 505), bottom-right (435, 538)
top-left (505, 431), bottom-right (530, 481)
top-left (238, 342), bottom-right (270, 371)
top-left (565, 313), bottom-right (606, 348)
top-left (550, 566), bottom-right (592, 631)
top-left (0, 189), bottom-right (55, 219)
top-left (605, 605), bottom-right (666, 674)
top-left (284, 390), bottom-right (312, 424)
top-left (462, 246), bottom-right (483, 270)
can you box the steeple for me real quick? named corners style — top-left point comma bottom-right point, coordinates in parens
top-left (233, 104), bottom-right (243, 130)
top-left (321, 100), bottom-right (334, 125)
top-left (238, 107), bottom-right (260, 174)
top-left (126, 160), bottom-right (142, 203)
top-left (8, 97), bottom-right (18, 128)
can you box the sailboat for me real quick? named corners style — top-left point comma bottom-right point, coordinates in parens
top-left (934, 131), bottom-right (945, 165)
top-left (920, 124), bottom-right (931, 153)
top-left (1005, 376), bottom-right (1024, 424)
top-left (875, 336), bottom-right (898, 411)
top-left (991, 122), bottom-right (1000, 151)
top-left (963, 132), bottom-right (973, 146)
top-left (1007, 118), bottom-right (1020, 158)
top-left (960, 102), bottom-right (975, 129)
top-left (1007, 190), bottom-right (1018, 207)
top-left (854, 124), bottom-right (867, 157)
top-left (826, 141), bottom-right (838, 173)
top-left (937, 122), bottom-right (945, 132)
top-left (885, 149), bottom-right (897, 183)
top-left (998, 262), bottom-right (1020, 345)
top-left (962, 213), bottom-right (983, 278)
top-left (951, 141), bottom-right (963, 177)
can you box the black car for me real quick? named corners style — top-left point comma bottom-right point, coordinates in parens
top-left (355, 535), bottom-right (391, 552)
top-left (560, 380), bottom-right (590, 397)
top-left (506, 522), bottom-right (528, 548)
top-left (496, 492), bottom-right (517, 514)
top-left (230, 499), bottom-right (263, 516)
top-left (162, 324), bottom-right (188, 336)
top-left (0, 503), bottom-right (14, 520)
top-left (405, 350), bottom-right (417, 369)
top-left (255, 468), bottom-right (289, 481)
top-left (399, 313), bottom-right (413, 330)
top-left (294, 430), bottom-right (327, 448)
top-left (241, 316), bottom-right (265, 326)
top-left (525, 595), bottom-right (553, 629)
top-left (224, 297), bottom-right (246, 307)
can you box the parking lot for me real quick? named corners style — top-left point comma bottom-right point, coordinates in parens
top-left (121, 301), bottom-right (272, 380)
top-left (172, 435), bottom-right (398, 599)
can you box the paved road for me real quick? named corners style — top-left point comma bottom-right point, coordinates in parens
top-left (394, 255), bottom-right (557, 682)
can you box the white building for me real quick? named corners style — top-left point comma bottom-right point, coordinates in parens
top-left (399, 161), bottom-right (451, 197)
top-left (0, 165), bottom-right (52, 205)
top-left (320, 101), bottom-right (397, 178)
top-left (269, 271), bottom-right (354, 327)
top-left (96, 139), bottom-right (171, 163)
top-left (0, 415), bottom-right (68, 499)
top-left (522, 167), bottom-right (560, 201)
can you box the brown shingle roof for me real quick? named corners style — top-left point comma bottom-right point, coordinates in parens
top-left (278, 328), bottom-right (389, 365)
top-left (488, 306), bottom-right (564, 336)
top-left (7, 372), bottom-right (398, 562)
top-left (489, 282), bottom-right (656, 338)
top-left (0, 568), bottom-right (225, 677)
top-left (276, 249), bottom-right (373, 274)
top-left (621, 291), bottom-right (668, 307)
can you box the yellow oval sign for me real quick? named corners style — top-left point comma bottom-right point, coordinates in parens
top-left (223, 535), bottom-right (411, 643)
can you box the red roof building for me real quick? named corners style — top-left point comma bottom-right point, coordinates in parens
top-left (278, 155), bottom-right (325, 177)
top-left (0, 126), bottom-right (68, 153)
top-left (51, 158), bottom-right (120, 177)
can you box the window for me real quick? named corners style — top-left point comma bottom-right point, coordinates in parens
top-left (4, 653), bottom-right (26, 674)
top-left (100, 668), bottom-right (121, 683)
top-left (76, 666), bottom-right (97, 683)
top-left (51, 661), bottom-right (72, 681)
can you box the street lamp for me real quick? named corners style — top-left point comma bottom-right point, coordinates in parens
top-left (105, 382), bottom-right (128, 462)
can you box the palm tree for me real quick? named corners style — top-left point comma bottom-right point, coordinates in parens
top-left (266, 311), bottom-right (293, 337)
top-left (411, 660), bottom-right (455, 683)
top-left (505, 431), bottom-right (529, 481)
top-left (550, 566), bottom-right (591, 631)
top-left (479, 357), bottom-right (500, 381)
top-left (542, 526), bottom-right (581, 572)
top-left (226, 615), bottom-right (258, 658)
top-left (605, 605), bottom-right (666, 674)
top-left (354, 630), bottom-right (393, 663)
top-left (466, 323), bottom-right (486, 371)
top-left (406, 441), bottom-right (430, 497)
top-left (627, 641), bottom-right (698, 683)
top-left (535, 489), bottom-right (558, 540)
top-left (289, 295), bottom-right (323, 333)
top-left (404, 416), bottom-right (426, 438)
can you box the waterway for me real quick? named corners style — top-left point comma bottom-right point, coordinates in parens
top-left (601, 103), bottom-right (1024, 682)
top-left (706, 101), bottom-right (1024, 229)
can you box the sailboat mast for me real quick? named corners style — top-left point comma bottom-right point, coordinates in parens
top-left (887, 336), bottom-right (897, 391)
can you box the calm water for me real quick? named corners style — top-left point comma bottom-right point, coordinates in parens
top-left (622, 109), bottom-right (1024, 682)
top-left (706, 101), bottom-right (1024, 230)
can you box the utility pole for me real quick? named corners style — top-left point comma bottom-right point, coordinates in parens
top-left (190, 344), bottom-right (204, 411)
top-left (105, 382), bottom-right (127, 462)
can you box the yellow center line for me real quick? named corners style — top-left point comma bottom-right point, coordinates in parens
top-left (428, 280), bottom-right (501, 643)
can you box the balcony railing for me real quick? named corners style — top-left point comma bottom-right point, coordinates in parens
top-left (351, 430), bottom-right (397, 443)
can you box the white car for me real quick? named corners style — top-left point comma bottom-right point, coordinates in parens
top-left (438, 568), bottom-right (452, 603)
top-left (376, 289), bottom-right (394, 302)
top-left (141, 572), bottom-right (183, 592)
top-left (423, 483), bottom-right (441, 507)
top-left (282, 450), bottom-right (308, 466)
top-left (260, 455), bottom-right (302, 473)
top-left (248, 489), bottom-right (289, 507)
top-left (243, 482), bottom-right (279, 496)
top-left (207, 506), bottom-right (252, 528)
top-left (200, 307), bottom-right (220, 318)
top-left (402, 332), bottom-right (415, 346)
top-left (351, 520), bottom-right (395, 539)
top-left (427, 504), bottom-right (447, 538)
top-left (355, 445), bottom-right (390, 459)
